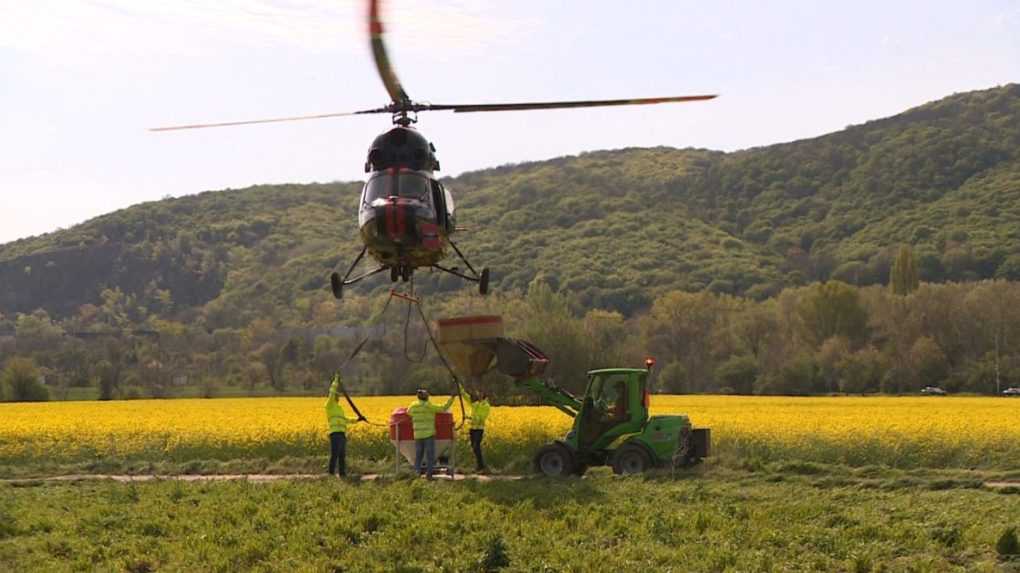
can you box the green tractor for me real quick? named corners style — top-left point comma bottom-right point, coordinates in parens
top-left (437, 319), bottom-right (710, 477)
top-left (529, 365), bottom-right (710, 477)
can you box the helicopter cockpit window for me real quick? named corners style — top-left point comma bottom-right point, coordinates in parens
top-left (364, 170), bottom-right (433, 204)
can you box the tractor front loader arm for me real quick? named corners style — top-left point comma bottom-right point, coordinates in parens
top-left (485, 338), bottom-right (583, 417)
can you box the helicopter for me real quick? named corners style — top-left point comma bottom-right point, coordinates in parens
top-left (151, 0), bottom-right (717, 300)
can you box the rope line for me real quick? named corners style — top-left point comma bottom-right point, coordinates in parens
top-left (334, 280), bottom-right (469, 430)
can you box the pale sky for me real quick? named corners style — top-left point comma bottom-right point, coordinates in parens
top-left (1, 1), bottom-right (1018, 243)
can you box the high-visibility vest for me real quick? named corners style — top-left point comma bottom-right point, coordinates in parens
top-left (460, 389), bottom-right (491, 429)
top-left (407, 396), bottom-right (454, 439)
top-left (325, 379), bottom-right (354, 434)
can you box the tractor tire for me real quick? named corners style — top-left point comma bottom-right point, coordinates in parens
top-left (390, 266), bottom-right (399, 283)
top-left (533, 444), bottom-right (575, 477)
top-left (611, 444), bottom-right (651, 475)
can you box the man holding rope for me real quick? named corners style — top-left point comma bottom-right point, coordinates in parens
top-left (459, 383), bottom-right (491, 473)
top-left (325, 373), bottom-right (358, 477)
top-left (408, 388), bottom-right (456, 479)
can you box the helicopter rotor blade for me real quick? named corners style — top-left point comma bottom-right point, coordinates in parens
top-left (148, 108), bottom-right (389, 132)
top-left (369, 0), bottom-right (410, 105)
top-left (420, 94), bottom-right (718, 114)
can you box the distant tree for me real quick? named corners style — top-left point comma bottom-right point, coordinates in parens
top-left (797, 281), bottom-right (869, 348)
top-left (910, 336), bottom-right (948, 390)
top-left (837, 346), bottom-right (884, 394)
top-left (754, 353), bottom-right (818, 395)
top-left (964, 281), bottom-right (1020, 394)
top-left (816, 336), bottom-right (852, 393)
top-left (256, 343), bottom-right (285, 392)
top-left (94, 359), bottom-right (119, 401)
top-left (14, 310), bottom-right (64, 355)
top-left (2, 357), bottom-right (49, 402)
top-left (995, 254), bottom-right (1020, 281)
top-left (714, 355), bottom-right (757, 394)
top-left (889, 245), bottom-right (919, 295)
top-left (642, 291), bottom-right (733, 392)
top-left (520, 280), bottom-right (589, 393)
top-left (657, 362), bottom-right (689, 394)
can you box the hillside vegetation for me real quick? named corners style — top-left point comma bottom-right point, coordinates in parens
top-left (2, 84), bottom-right (1018, 319)
top-left (2, 85), bottom-right (1020, 400)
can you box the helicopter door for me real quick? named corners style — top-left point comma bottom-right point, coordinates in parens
top-left (431, 180), bottom-right (448, 229)
top-left (431, 180), bottom-right (456, 233)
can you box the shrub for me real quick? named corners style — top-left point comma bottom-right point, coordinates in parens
top-left (715, 355), bottom-right (758, 394)
top-left (1, 357), bottom-right (49, 402)
top-left (478, 534), bottom-right (511, 571)
top-left (997, 527), bottom-right (1019, 558)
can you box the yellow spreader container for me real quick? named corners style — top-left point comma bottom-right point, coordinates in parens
top-left (435, 315), bottom-right (504, 379)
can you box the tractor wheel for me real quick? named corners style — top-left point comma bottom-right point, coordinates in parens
top-left (533, 444), bottom-right (575, 477)
top-left (611, 444), bottom-right (651, 475)
top-left (390, 266), bottom-right (399, 282)
top-left (330, 273), bottom-right (344, 300)
top-left (401, 265), bottom-right (411, 282)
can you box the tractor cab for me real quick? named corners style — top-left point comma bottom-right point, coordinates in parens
top-left (575, 369), bottom-right (649, 451)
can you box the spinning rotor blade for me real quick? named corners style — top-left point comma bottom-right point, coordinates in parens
top-left (422, 94), bottom-right (718, 114)
top-left (369, 0), bottom-right (410, 104)
top-left (148, 109), bottom-right (388, 132)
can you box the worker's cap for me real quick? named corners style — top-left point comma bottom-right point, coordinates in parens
top-left (416, 388), bottom-right (429, 400)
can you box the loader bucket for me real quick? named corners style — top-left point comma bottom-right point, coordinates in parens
top-left (436, 316), bottom-right (504, 378)
top-left (436, 315), bottom-right (550, 380)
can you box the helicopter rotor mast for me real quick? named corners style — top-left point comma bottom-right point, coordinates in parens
top-left (369, 0), bottom-right (412, 127)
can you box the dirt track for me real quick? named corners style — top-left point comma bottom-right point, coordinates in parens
top-left (1, 473), bottom-right (525, 485)
top-left (3, 474), bottom-right (1017, 489)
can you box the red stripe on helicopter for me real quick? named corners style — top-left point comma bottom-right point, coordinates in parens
top-left (385, 201), bottom-right (398, 240)
top-left (396, 200), bottom-right (407, 238)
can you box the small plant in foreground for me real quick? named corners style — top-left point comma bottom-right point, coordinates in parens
top-left (997, 527), bottom-right (1019, 558)
top-left (478, 534), bottom-right (511, 571)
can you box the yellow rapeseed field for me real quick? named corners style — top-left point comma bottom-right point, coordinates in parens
top-left (1, 395), bottom-right (1017, 470)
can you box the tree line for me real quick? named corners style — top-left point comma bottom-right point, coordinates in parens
top-left (4, 271), bottom-right (1020, 402)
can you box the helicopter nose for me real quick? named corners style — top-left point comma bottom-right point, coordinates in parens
top-left (377, 200), bottom-right (409, 243)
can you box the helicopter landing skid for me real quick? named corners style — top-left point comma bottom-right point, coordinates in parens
top-left (446, 239), bottom-right (490, 295)
top-left (331, 246), bottom-right (390, 300)
top-left (432, 264), bottom-right (490, 296)
top-left (331, 243), bottom-right (491, 300)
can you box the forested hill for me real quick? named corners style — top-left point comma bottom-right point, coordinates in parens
top-left (2, 83), bottom-right (1019, 323)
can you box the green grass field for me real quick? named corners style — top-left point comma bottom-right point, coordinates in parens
top-left (2, 467), bottom-right (1018, 572)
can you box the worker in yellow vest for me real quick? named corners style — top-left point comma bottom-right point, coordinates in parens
top-left (325, 374), bottom-right (357, 477)
top-left (408, 388), bottom-right (455, 479)
top-left (459, 384), bottom-right (491, 473)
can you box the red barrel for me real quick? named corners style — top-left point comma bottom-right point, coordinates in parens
top-left (388, 409), bottom-right (453, 440)
top-left (389, 407), bottom-right (454, 466)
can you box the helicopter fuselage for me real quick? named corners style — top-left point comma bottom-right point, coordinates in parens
top-left (357, 166), bottom-right (456, 269)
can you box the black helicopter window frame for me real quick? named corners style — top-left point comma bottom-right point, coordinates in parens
top-left (363, 169), bottom-right (434, 206)
top-left (431, 180), bottom-right (449, 230)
